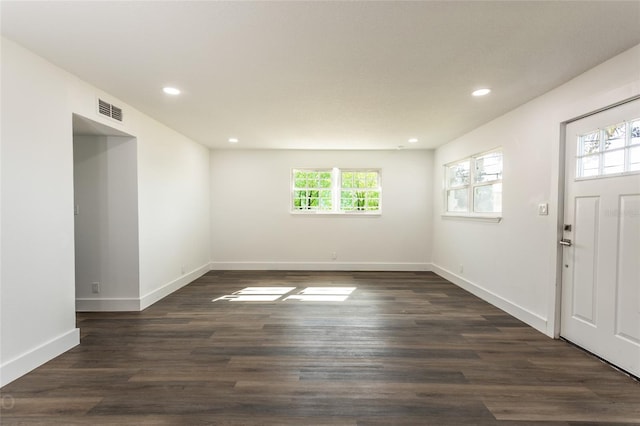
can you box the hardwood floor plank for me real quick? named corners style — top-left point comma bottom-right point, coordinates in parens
top-left (2, 397), bottom-right (103, 416)
top-left (1, 270), bottom-right (638, 425)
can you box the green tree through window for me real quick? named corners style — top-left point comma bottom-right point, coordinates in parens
top-left (341, 171), bottom-right (380, 211)
top-left (292, 169), bottom-right (332, 211)
top-left (292, 168), bottom-right (381, 213)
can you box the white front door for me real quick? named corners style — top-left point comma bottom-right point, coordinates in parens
top-left (561, 98), bottom-right (640, 378)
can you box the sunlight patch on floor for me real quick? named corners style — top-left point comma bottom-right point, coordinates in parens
top-left (213, 287), bottom-right (356, 303)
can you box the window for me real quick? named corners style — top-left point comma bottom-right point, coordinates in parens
top-left (576, 118), bottom-right (640, 178)
top-left (292, 169), bottom-right (333, 211)
top-left (445, 149), bottom-right (502, 216)
top-left (292, 168), bottom-right (381, 214)
top-left (340, 170), bottom-right (381, 212)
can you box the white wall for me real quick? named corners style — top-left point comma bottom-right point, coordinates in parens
top-left (0, 37), bottom-right (211, 386)
top-left (210, 149), bottom-right (433, 270)
top-left (1, 37), bottom-right (79, 388)
top-left (136, 120), bottom-right (211, 308)
top-left (73, 135), bottom-right (140, 309)
top-left (432, 44), bottom-right (640, 336)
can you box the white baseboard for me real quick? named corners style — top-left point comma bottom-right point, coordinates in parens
top-left (75, 297), bottom-right (141, 312)
top-left (140, 262), bottom-right (210, 310)
top-left (209, 261), bottom-right (433, 272)
top-left (76, 263), bottom-right (210, 312)
top-left (431, 264), bottom-right (548, 334)
top-left (0, 328), bottom-right (79, 387)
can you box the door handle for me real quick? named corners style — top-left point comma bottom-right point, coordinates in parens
top-left (560, 239), bottom-right (572, 247)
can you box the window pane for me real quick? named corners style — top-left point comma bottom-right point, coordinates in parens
top-left (366, 191), bottom-right (380, 211)
top-left (293, 195), bottom-right (308, 210)
top-left (292, 170), bottom-right (333, 211)
top-left (340, 191), bottom-right (354, 210)
top-left (578, 154), bottom-right (599, 178)
top-left (319, 173), bottom-right (332, 188)
top-left (341, 172), bottom-right (353, 188)
top-left (473, 183), bottom-right (502, 213)
top-left (474, 151), bottom-right (503, 183)
top-left (629, 146), bottom-right (640, 172)
top-left (340, 189), bottom-right (380, 211)
top-left (447, 189), bottom-right (468, 212)
top-left (342, 191), bottom-right (360, 211)
top-left (579, 131), bottom-right (600, 156)
top-left (366, 172), bottom-right (378, 187)
top-left (604, 123), bottom-right (625, 151)
top-left (354, 191), bottom-right (367, 210)
top-left (447, 161), bottom-right (470, 187)
top-left (355, 172), bottom-right (367, 188)
top-left (631, 119), bottom-right (640, 146)
top-left (603, 150), bottom-right (624, 175)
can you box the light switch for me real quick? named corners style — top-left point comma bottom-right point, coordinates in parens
top-left (538, 203), bottom-right (548, 216)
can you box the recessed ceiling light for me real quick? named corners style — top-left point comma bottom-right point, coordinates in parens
top-left (163, 87), bottom-right (181, 95)
top-left (472, 88), bottom-right (491, 97)
top-left (408, 138), bottom-right (418, 143)
top-left (228, 138), bottom-right (239, 143)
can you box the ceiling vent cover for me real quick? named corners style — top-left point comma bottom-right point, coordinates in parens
top-left (97, 98), bottom-right (124, 122)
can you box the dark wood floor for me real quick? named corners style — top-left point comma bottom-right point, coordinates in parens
top-left (1, 271), bottom-right (639, 425)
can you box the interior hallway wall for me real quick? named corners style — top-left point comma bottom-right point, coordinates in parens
top-left (73, 135), bottom-right (140, 310)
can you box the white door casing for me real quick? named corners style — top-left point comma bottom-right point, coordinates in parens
top-left (561, 98), bottom-right (640, 378)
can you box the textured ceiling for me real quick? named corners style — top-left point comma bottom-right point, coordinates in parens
top-left (2, 1), bottom-right (640, 149)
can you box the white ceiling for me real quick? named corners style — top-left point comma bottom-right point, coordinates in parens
top-left (2, 1), bottom-right (640, 150)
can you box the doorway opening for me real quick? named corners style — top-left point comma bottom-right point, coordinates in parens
top-left (72, 114), bottom-right (140, 311)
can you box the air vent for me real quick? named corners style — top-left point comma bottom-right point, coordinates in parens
top-left (97, 98), bottom-right (124, 122)
top-left (110, 105), bottom-right (123, 122)
top-left (98, 98), bottom-right (111, 117)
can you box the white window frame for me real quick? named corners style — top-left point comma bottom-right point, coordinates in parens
top-left (575, 117), bottom-right (640, 180)
top-left (443, 148), bottom-right (502, 222)
top-left (290, 168), bottom-right (334, 212)
top-left (339, 168), bottom-right (382, 213)
top-left (291, 167), bottom-right (382, 215)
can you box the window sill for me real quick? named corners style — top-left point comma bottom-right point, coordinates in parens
top-left (441, 214), bottom-right (502, 223)
top-left (291, 211), bottom-right (381, 217)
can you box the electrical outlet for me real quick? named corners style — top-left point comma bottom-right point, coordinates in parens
top-left (331, 252), bottom-right (337, 260)
top-left (91, 282), bottom-right (100, 294)
top-left (181, 265), bottom-right (186, 275)
top-left (538, 203), bottom-right (549, 216)
top-left (459, 264), bottom-right (464, 274)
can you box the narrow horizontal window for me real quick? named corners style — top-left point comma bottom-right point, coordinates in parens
top-left (291, 168), bottom-right (381, 214)
top-left (576, 118), bottom-right (640, 179)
